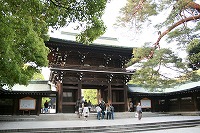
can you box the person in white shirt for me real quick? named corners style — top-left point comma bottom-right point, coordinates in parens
top-left (136, 103), bottom-right (142, 120)
top-left (95, 104), bottom-right (102, 120)
top-left (83, 101), bottom-right (89, 121)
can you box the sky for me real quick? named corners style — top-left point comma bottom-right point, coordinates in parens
top-left (49, 0), bottom-right (135, 47)
top-left (49, 0), bottom-right (200, 48)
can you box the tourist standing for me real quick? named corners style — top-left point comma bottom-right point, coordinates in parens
top-left (88, 100), bottom-right (92, 112)
top-left (99, 100), bottom-right (105, 119)
top-left (83, 101), bottom-right (89, 121)
top-left (136, 102), bottom-right (142, 120)
top-left (106, 104), bottom-right (111, 119)
top-left (44, 100), bottom-right (49, 113)
top-left (96, 104), bottom-right (102, 120)
top-left (110, 104), bottom-right (114, 120)
top-left (129, 101), bottom-right (133, 112)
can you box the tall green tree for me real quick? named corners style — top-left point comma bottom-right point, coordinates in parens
top-left (83, 89), bottom-right (98, 105)
top-left (118, 0), bottom-right (200, 89)
top-left (32, 72), bottom-right (45, 80)
top-left (0, 0), bottom-right (107, 88)
top-left (187, 39), bottom-right (200, 70)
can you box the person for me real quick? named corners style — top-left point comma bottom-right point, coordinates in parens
top-left (106, 104), bottom-right (111, 120)
top-left (136, 102), bottom-right (142, 120)
top-left (75, 99), bottom-right (80, 116)
top-left (99, 100), bottom-right (106, 119)
top-left (44, 100), bottom-right (49, 113)
top-left (84, 100), bottom-right (88, 107)
top-left (78, 99), bottom-right (83, 118)
top-left (88, 100), bottom-right (92, 112)
top-left (110, 104), bottom-right (114, 120)
top-left (83, 101), bottom-right (89, 121)
top-left (95, 104), bottom-right (102, 120)
top-left (129, 101), bottom-right (133, 112)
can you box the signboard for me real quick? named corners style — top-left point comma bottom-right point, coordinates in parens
top-left (141, 98), bottom-right (151, 108)
top-left (19, 97), bottom-right (36, 110)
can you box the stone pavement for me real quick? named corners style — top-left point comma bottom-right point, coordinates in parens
top-left (139, 126), bottom-right (200, 133)
top-left (1, 115), bottom-right (200, 132)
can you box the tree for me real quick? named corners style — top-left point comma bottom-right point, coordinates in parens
top-left (0, 0), bottom-right (107, 88)
top-left (128, 47), bottom-right (189, 89)
top-left (187, 39), bottom-right (200, 70)
top-left (83, 89), bottom-right (98, 105)
top-left (32, 72), bottom-right (45, 80)
top-left (118, 0), bottom-right (200, 89)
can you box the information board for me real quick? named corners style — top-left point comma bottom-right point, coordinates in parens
top-left (19, 97), bottom-right (36, 110)
top-left (141, 99), bottom-right (151, 108)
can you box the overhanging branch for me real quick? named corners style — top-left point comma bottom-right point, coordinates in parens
top-left (154, 14), bottom-right (200, 48)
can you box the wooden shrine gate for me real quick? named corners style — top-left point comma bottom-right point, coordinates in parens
top-left (45, 38), bottom-right (134, 113)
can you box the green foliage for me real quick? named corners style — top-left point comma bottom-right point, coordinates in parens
top-left (186, 39), bottom-right (200, 70)
top-left (118, 0), bottom-right (200, 89)
top-left (167, 22), bottom-right (200, 46)
top-left (32, 72), bottom-right (45, 80)
top-left (83, 89), bottom-right (98, 105)
top-left (129, 47), bottom-right (188, 89)
top-left (126, 47), bottom-right (152, 67)
top-left (0, 0), bottom-right (107, 87)
top-left (117, 0), bottom-right (157, 29)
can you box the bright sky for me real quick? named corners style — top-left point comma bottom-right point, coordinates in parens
top-left (49, 0), bottom-right (135, 47)
top-left (49, 0), bottom-right (200, 47)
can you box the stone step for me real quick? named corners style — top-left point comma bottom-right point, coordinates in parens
top-left (36, 112), bottom-right (161, 121)
top-left (1, 119), bottom-right (200, 133)
top-left (0, 112), bottom-right (188, 122)
top-left (0, 115), bottom-right (37, 121)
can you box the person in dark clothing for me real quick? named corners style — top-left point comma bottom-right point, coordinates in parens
top-left (77, 98), bottom-right (83, 118)
top-left (44, 100), bottom-right (49, 113)
top-left (88, 100), bottom-right (92, 112)
top-left (99, 100), bottom-right (105, 119)
top-left (75, 99), bottom-right (80, 113)
top-left (110, 104), bottom-right (114, 120)
top-left (84, 100), bottom-right (88, 107)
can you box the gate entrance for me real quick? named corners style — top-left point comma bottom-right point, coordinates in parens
top-left (45, 37), bottom-right (134, 113)
top-left (41, 97), bottom-right (56, 113)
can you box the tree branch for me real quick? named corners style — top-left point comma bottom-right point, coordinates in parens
top-left (154, 13), bottom-right (200, 47)
top-left (132, 0), bottom-right (145, 16)
top-left (49, 0), bottom-right (69, 9)
top-left (187, 1), bottom-right (200, 13)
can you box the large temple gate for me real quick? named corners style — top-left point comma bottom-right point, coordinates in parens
top-left (45, 37), bottom-right (134, 113)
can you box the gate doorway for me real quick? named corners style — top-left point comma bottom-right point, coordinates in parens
top-left (41, 97), bottom-right (57, 113)
top-left (82, 89), bottom-right (98, 112)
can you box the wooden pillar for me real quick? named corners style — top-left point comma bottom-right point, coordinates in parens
top-left (13, 96), bottom-right (18, 115)
top-left (124, 85), bottom-right (128, 112)
top-left (37, 97), bottom-right (42, 116)
top-left (165, 97), bottom-right (169, 112)
top-left (193, 93), bottom-right (198, 111)
top-left (178, 96), bottom-right (181, 111)
top-left (78, 81), bottom-right (82, 100)
top-left (107, 83), bottom-right (112, 104)
top-left (57, 81), bottom-right (63, 113)
top-left (97, 89), bottom-right (101, 104)
top-left (151, 98), bottom-right (155, 112)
